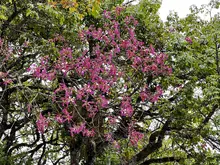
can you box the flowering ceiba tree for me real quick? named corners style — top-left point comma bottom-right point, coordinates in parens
top-left (28, 7), bottom-right (171, 164)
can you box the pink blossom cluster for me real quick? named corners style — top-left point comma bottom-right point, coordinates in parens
top-left (120, 96), bottom-right (133, 117)
top-left (140, 85), bottom-right (164, 103)
top-left (108, 116), bottom-right (118, 125)
top-left (129, 130), bottom-right (144, 146)
top-left (48, 34), bottom-right (65, 43)
top-left (0, 71), bottom-right (13, 85)
top-left (54, 108), bottom-right (73, 124)
top-left (151, 86), bottom-right (163, 102)
top-left (28, 56), bottom-right (56, 81)
top-left (185, 37), bottom-right (193, 44)
top-left (36, 113), bottom-right (49, 133)
top-left (69, 122), bottom-right (95, 137)
top-left (53, 83), bottom-right (75, 107)
top-left (128, 125), bottom-right (144, 146)
top-left (104, 133), bottom-right (120, 150)
top-left (55, 47), bottom-right (74, 76)
top-left (0, 38), bottom-right (12, 62)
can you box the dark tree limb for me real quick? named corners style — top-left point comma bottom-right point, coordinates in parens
top-left (129, 118), bottom-right (172, 164)
top-left (140, 156), bottom-right (181, 165)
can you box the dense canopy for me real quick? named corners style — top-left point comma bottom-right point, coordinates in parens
top-left (0, 0), bottom-right (220, 165)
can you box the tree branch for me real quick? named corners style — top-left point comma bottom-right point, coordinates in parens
top-left (129, 118), bottom-right (172, 164)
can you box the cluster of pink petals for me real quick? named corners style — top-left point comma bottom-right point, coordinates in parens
top-left (108, 116), bottom-right (117, 125)
top-left (70, 122), bottom-right (95, 137)
top-left (104, 133), bottom-right (113, 142)
top-left (28, 56), bottom-right (56, 80)
top-left (128, 124), bottom-right (144, 146)
top-left (104, 133), bottom-right (120, 150)
top-left (0, 38), bottom-right (12, 61)
top-left (54, 108), bottom-right (73, 124)
top-left (151, 86), bottom-right (163, 102)
top-left (185, 37), bottom-right (193, 44)
top-left (129, 130), bottom-right (144, 146)
top-left (120, 97), bottom-right (134, 117)
top-left (36, 113), bottom-right (49, 133)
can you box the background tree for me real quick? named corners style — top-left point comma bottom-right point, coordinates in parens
top-left (157, 1), bottom-right (220, 163)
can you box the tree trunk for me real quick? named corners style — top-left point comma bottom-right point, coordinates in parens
top-left (70, 146), bottom-right (80, 165)
top-left (69, 137), bottom-right (96, 165)
top-left (69, 136), bottom-right (81, 165)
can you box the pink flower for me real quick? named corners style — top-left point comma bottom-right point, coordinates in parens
top-left (108, 30), bottom-right (115, 41)
top-left (102, 35), bottom-right (110, 44)
top-left (151, 86), bottom-right (163, 102)
top-left (150, 44), bottom-right (155, 55)
top-left (91, 28), bottom-right (102, 40)
top-left (55, 114), bottom-right (65, 123)
top-left (113, 141), bottom-right (120, 150)
top-left (3, 79), bottom-right (13, 85)
top-left (129, 130), bottom-right (144, 146)
top-left (82, 129), bottom-right (95, 137)
top-left (115, 6), bottom-right (124, 16)
top-left (62, 109), bottom-right (73, 123)
top-left (121, 40), bottom-right (130, 49)
top-left (126, 50), bottom-right (134, 59)
top-left (156, 86), bottom-right (163, 95)
top-left (132, 56), bottom-right (142, 68)
top-left (129, 28), bottom-right (135, 40)
top-left (140, 91), bottom-right (148, 102)
top-left (108, 116), bottom-right (117, 125)
top-left (82, 100), bottom-right (94, 110)
top-left (151, 63), bottom-right (158, 72)
top-left (36, 113), bottom-right (49, 133)
top-left (99, 95), bottom-right (108, 108)
top-left (47, 71), bottom-right (56, 81)
top-left (87, 105), bottom-right (98, 118)
top-left (156, 53), bottom-right (167, 64)
top-left (103, 10), bottom-right (111, 19)
top-left (168, 67), bottom-right (172, 75)
top-left (114, 46), bottom-right (120, 54)
top-left (69, 123), bottom-right (86, 136)
top-left (109, 65), bottom-right (117, 76)
top-left (98, 79), bottom-right (110, 93)
top-left (76, 89), bottom-right (85, 100)
top-left (185, 37), bottom-right (192, 44)
top-left (120, 97), bottom-right (133, 117)
top-left (151, 94), bottom-right (159, 102)
top-left (104, 133), bottom-right (113, 142)
top-left (27, 104), bottom-right (32, 113)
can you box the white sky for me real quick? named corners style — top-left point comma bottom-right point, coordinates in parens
top-left (159, 0), bottom-right (214, 21)
top-left (126, 0), bottom-right (218, 21)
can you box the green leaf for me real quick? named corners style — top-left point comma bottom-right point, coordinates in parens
top-left (26, 8), bottom-right (32, 17)
top-left (0, 14), bottom-right (7, 20)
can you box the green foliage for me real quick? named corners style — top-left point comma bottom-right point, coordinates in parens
top-left (127, 0), bottom-right (165, 49)
top-left (0, 0), bottom-right (220, 164)
top-left (0, 143), bottom-right (14, 165)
